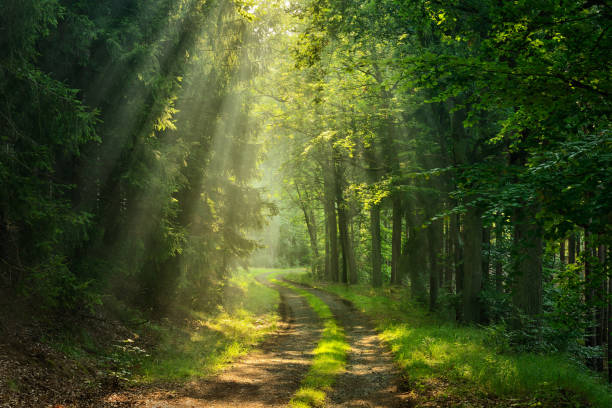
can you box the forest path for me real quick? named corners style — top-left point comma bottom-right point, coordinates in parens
top-left (283, 279), bottom-right (412, 408)
top-left (103, 271), bottom-right (321, 407)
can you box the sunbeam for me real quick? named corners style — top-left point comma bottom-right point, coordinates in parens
top-left (1, 0), bottom-right (611, 406)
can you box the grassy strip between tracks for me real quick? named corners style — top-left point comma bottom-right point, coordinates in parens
top-left (286, 273), bottom-right (612, 408)
top-left (272, 279), bottom-right (349, 408)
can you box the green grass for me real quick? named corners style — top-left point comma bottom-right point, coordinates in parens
top-left (272, 279), bottom-right (349, 408)
top-left (135, 268), bottom-right (280, 383)
top-left (289, 274), bottom-right (612, 408)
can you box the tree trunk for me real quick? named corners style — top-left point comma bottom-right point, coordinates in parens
top-left (323, 167), bottom-right (338, 282)
top-left (585, 228), bottom-right (595, 351)
top-left (495, 221), bottom-right (504, 293)
top-left (296, 184), bottom-right (320, 278)
top-left (391, 194), bottom-right (402, 284)
top-left (462, 206), bottom-right (483, 323)
top-left (451, 213), bottom-right (463, 320)
top-left (511, 205), bottom-right (543, 317)
top-left (444, 216), bottom-right (453, 292)
top-left (324, 214), bottom-right (330, 279)
top-left (595, 242), bottom-right (606, 372)
top-left (560, 240), bottom-right (566, 265)
top-left (406, 207), bottom-right (427, 302)
top-left (337, 201), bottom-right (355, 284)
top-left (427, 218), bottom-right (442, 311)
top-left (607, 245), bottom-right (612, 383)
top-left (370, 203), bottom-right (382, 287)
top-left (482, 226), bottom-right (491, 288)
top-left (335, 164), bottom-right (356, 284)
top-left (568, 233), bottom-right (576, 264)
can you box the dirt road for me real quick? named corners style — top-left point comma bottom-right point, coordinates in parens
top-left (288, 281), bottom-right (411, 408)
top-left (102, 273), bottom-right (411, 407)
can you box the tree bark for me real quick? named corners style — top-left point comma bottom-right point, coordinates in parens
top-left (511, 205), bottom-right (543, 317)
top-left (370, 203), bottom-right (383, 287)
top-left (427, 218), bottom-right (442, 311)
top-left (607, 245), bottom-right (612, 383)
top-left (482, 226), bottom-right (491, 288)
top-left (560, 240), bottom-right (566, 265)
top-left (323, 163), bottom-right (338, 282)
top-left (451, 213), bottom-right (464, 320)
top-left (595, 242), bottom-right (606, 372)
top-left (335, 163), bottom-right (356, 284)
top-left (443, 217), bottom-right (453, 292)
top-left (296, 184), bottom-right (320, 278)
top-left (391, 194), bottom-right (402, 284)
top-left (568, 233), bottom-right (576, 264)
top-left (495, 221), bottom-right (504, 293)
top-left (462, 206), bottom-right (483, 323)
top-left (406, 207), bottom-right (427, 302)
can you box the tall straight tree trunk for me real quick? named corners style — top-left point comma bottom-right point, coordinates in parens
top-left (296, 184), bottom-right (320, 278)
top-left (427, 218), bottom-right (442, 311)
top-left (324, 214), bottom-right (330, 279)
top-left (560, 240), bottom-right (566, 265)
top-left (391, 194), bottom-right (402, 284)
top-left (607, 245), bottom-right (612, 383)
top-left (364, 139), bottom-right (382, 287)
top-left (444, 217), bottom-right (453, 292)
top-left (335, 163), bottom-right (356, 284)
top-left (406, 207), bottom-right (427, 302)
top-left (585, 228), bottom-right (595, 351)
top-left (462, 206), bottom-right (483, 323)
top-left (451, 213), bottom-right (464, 320)
top-left (511, 205), bottom-right (543, 317)
top-left (370, 203), bottom-right (382, 287)
top-left (584, 230), bottom-right (605, 371)
top-left (337, 201), bottom-right (356, 284)
top-left (481, 226), bottom-right (491, 323)
top-left (495, 221), bottom-right (504, 293)
top-left (323, 164), bottom-right (338, 282)
top-left (482, 226), bottom-right (491, 288)
top-left (568, 233), bottom-right (576, 264)
top-left (596, 242), bottom-right (606, 372)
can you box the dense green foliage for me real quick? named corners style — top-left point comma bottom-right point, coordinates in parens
top-left (0, 0), bottom-right (277, 316)
top-left (1, 0), bottom-right (611, 403)
top-left (264, 0), bottom-right (612, 384)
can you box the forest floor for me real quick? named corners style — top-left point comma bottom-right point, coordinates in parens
top-left (3, 269), bottom-right (611, 407)
top-left (99, 271), bottom-right (412, 407)
top-left (100, 271), bottom-right (321, 407)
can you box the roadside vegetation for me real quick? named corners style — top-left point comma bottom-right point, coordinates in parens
top-left (0, 268), bottom-right (280, 406)
top-left (288, 273), bottom-right (612, 408)
top-left (135, 268), bottom-right (280, 383)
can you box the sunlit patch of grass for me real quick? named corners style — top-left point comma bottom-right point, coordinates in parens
top-left (291, 273), bottom-right (612, 408)
top-left (135, 268), bottom-right (280, 383)
top-left (273, 280), bottom-right (349, 408)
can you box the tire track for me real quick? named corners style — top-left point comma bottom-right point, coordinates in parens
top-left (288, 281), bottom-right (412, 408)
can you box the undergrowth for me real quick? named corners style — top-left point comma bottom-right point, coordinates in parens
top-left (134, 268), bottom-right (280, 382)
top-left (289, 273), bottom-right (612, 408)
